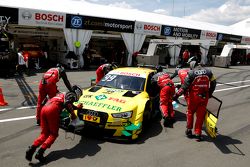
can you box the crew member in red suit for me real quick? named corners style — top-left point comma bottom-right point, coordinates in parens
top-left (95, 63), bottom-right (113, 83)
top-left (157, 73), bottom-right (176, 127)
top-left (170, 65), bottom-right (190, 104)
top-left (173, 61), bottom-right (216, 141)
top-left (182, 49), bottom-right (190, 66)
top-left (36, 64), bottom-right (72, 125)
top-left (26, 86), bottom-right (83, 162)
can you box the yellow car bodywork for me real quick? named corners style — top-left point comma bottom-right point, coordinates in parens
top-left (75, 67), bottom-right (156, 140)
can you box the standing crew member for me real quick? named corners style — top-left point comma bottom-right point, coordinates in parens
top-left (182, 49), bottom-right (190, 67)
top-left (36, 64), bottom-right (72, 125)
top-left (173, 61), bottom-right (216, 141)
top-left (157, 73), bottom-right (176, 127)
top-left (25, 86), bottom-right (84, 163)
top-left (95, 63), bottom-right (113, 84)
top-left (170, 65), bottom-right (190, 103)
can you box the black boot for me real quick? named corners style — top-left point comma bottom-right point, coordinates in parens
top-left (25, 145), bottom-right (37, 161)
top-left (185, 129), bottom-right (193, 138)
top-left (35, 148), bottom-right (46, 163)
top-left (194, 134), bottom-right (203, 142)
top-left (36, 119), bottom-right (40, 126)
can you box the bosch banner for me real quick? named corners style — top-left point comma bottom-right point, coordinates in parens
top-left (217, 33), bottom-right (242, 43)
top-left (0, 6), bottom-right (18, 24)
top-left (161, 25), bottom-right (201, 39)
top-left (66, 14), bottom-right (134, 33)
top-left (18, 8), bottom-right (66, 28)
top-left (134, 21), bottom-right (161, 35)
top-left (200, 30), bottom-right (217, 40)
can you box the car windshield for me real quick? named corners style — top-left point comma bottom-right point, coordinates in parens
top-left (97, 74), bottom-right (146, 91)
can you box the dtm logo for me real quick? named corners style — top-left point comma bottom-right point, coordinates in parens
top-left (71, 16), bottom-right (82, 28)
top-left (164, 26), bottom-right (171, 36)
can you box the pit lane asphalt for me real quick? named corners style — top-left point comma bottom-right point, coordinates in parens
top-left (0, 66), bottom-right (250, 167)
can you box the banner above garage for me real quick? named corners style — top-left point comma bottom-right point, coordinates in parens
top-left (18, 8), bottom-right (66, 28)
top-left (161, 25), bottom-right (201, 39)
top-left (0, 6), bottom-right (18, 24)
top-left (65, 14), bottom-right (134, 33)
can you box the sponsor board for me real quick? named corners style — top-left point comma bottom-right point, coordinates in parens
top-left (161, 25), bottom-right (201, 39)
top-left (241, 36), bottom-right (250, 44)
top-left (216, 33), bottom-right (242, 43)
top-left (134, 21), bottom-right (161, 36)
top-left (18, 9), bottom-right (66, 28)
top-left (0, 7), bottom-right (18, 24)
top-left (66, 14), bottom-right (134, 32)
top-left (200, 30), bottom-right (217, 40)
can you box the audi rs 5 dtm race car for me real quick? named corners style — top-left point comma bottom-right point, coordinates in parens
top-left (61, 66), bottom-right (160, 140)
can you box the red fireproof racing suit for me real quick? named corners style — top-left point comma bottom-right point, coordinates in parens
top-left (157, 74), bottom-right (175, 118)
top-left (171, 68), bottom-right (190, 103)
top-left (36, 67), bottom-right (72, 121)
top-left (176, 66), bottom-right (216, 135)
top-left (33, 93), bottom-right (77, 149)
top-left (95, 64), bottom-right (111, 83)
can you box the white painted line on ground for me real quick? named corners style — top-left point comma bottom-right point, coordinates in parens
top-left (0, 116), bottom-right (35, 123)
top-left (215, 84), bottom-right (250, 92)
top-left (17, 106), bottom-right (37, 110)
top-left (217, 80), bottom-right (250, 86)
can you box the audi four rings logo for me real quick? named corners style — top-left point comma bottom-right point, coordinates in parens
top-left (22, 11), bottom-right (32, 20)
top-left (164, 26), bottom-right (171, 35)
top-left (86, 110), bottom-right (99, 117)
top-left (71, 16), bottom-right (82, 28)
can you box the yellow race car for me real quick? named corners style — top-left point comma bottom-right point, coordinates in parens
top-left (62, 66), bottom-right (160, 140)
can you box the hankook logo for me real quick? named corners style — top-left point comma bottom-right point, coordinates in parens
top-left (22, 11), bottom-right (32, 20)
top-left (136, 23), bottom-right (143, 30)
top-left (71, 16), bottom-right (82, 28)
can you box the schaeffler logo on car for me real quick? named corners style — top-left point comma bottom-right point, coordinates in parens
top-left (200, 30), bottom-right (217, 40)
top-left (134, 21), bottom-right (161, 35)
top-left (19, 9), bottom-right (66, 28)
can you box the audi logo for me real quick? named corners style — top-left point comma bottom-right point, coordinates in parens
top-left (86, 110), bottom-right (99, 117)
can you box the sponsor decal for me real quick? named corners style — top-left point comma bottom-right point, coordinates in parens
top-left (0, 7), bottom-right (18, 24)
top-left (163, 26), bottom-right (172, 36)
top-left (217, 33), bottom-right (242, 43)
top-left (104, 88), bottom-right (125, 93)
top-left (66, 15), bottom-right (134, 32)
top-left (80, 100), bottom-right (122, 112)
top-left (71, 15), bottom-right (83, 28)
top-left (200, 30), bottom-right (217, 40)
top-left (95, 94), bottom-right (107, 100)
top-left (108, 97), bottom-right (126, 103)
top-left (18, 9), bottom-right (65, 28)
top-left (119, 72), bottom-right (140, 77)
top-left (134, 21), bottom-right (161, 35)
top-left (241, 37), bottom-right (250, 44)
top-left (161, 25), bottom-right (201, 39)
top-left (83, 95), bottom-right (92, 98)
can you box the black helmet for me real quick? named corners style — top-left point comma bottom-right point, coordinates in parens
top-left (156, 65), bottom-right (163, 73)
top-left (72, 85), bottom-right (82, 100)
top-left (65, 92), bottom-right (77, 103)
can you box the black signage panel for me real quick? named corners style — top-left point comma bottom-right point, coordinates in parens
top-left (0, 6), bottom-right (18, 24)
top-left (66, 14), bottom-right (134, 33)
top-left (161, 25), bottom-right (201, 39)
top-left (66, 14), bottom-right (84, 29)
top-left (84, 16), bottom-right (134, 33)
top-left (217, 33), bottom-right (242, 43)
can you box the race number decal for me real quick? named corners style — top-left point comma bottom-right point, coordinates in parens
top-left (102, 74), bottom-right (116, 82)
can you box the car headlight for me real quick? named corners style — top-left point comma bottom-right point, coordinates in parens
top-left (111, 111), bottom-right (133, 118)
